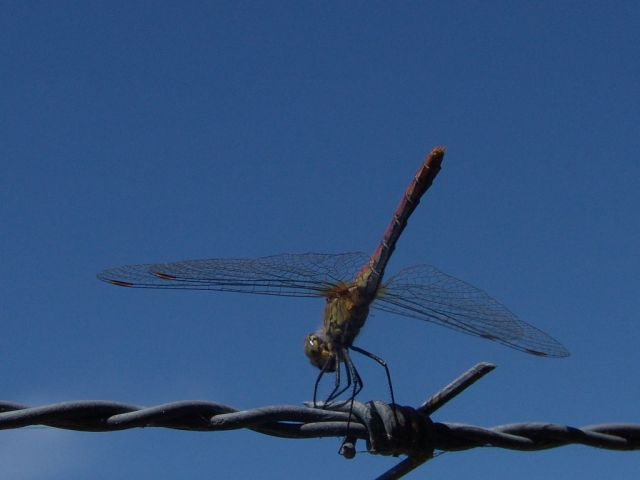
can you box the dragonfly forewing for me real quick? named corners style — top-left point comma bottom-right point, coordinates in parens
top-left (97, 252), bottom-right (369, 298)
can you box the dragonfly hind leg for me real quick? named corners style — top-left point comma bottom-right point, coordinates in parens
top-left (350, 345), bottom-right (396, 407)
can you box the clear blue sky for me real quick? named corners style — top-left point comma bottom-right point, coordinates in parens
top-left (2, 2), bottom-right (639, 478)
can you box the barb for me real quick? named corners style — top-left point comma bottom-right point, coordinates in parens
top-left (419, 361), bottom-right (496, 415)
top-left (1, 364), bottom-right (638, 480)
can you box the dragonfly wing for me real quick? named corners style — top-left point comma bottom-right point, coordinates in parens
top-left (373, 264), bottom-right (569, 357)
top-left (98, 252), bottom-right (369, 297)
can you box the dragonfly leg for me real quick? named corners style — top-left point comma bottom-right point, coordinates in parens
top-left (327, 354), bottom-right (361, 404)
top-left (316, 350), bottom-right (365, 407)
top-left (350, 345), bottom-right (397, 410)
top-left (338, 349), bottom-right (364, 455)
top-left (325, 356), bottom-right (349, 404)
top-left (342, 349), bottom-right (363, 400)
top-left (313, 356), bottom-right (339, 407)
top-left (312, 371), bottom-right (324, 407)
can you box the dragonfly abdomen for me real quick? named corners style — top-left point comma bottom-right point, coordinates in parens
top-left (358, 147), bottom-right (445, 297)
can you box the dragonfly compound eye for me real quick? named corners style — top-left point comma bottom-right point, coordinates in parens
top-left (304, 333), bottom-right (336, 372)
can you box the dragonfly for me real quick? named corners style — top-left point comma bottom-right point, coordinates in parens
top-left (98, 147), bottom-right (569, 405)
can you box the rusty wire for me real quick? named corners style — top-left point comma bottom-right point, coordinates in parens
top-left (1, 363), bottom-right (638, 480)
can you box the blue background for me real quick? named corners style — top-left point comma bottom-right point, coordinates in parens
top-left (2, 2), bottom-right (639, 478)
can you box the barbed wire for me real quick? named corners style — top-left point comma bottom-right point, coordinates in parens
top-left (2, 363), bottom-right (638, 480)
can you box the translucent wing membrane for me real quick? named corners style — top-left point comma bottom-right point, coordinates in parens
top-left (374, 265), bottom-right (569, 357)
top-left (97, 252), bottom-right (369, 297)
top-left (99, 252), bottom-right (568, 357)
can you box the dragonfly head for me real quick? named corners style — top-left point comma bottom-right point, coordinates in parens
top-left (304, 333), bottom-right (336, 372)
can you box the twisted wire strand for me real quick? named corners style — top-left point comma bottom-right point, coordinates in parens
top-left (3, 363), bottom-right (637, 480)
top-left (1, 399), bottom-right (638, 452)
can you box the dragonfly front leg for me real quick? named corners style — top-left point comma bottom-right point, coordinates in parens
top-left (313, 356), bottom-right (337, 407)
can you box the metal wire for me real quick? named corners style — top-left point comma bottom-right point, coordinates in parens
top-left (1, 363), bottom-right (638, 480)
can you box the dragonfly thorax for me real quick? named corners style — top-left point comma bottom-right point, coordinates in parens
top-left (304, 285), bottom-right (371, 371)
